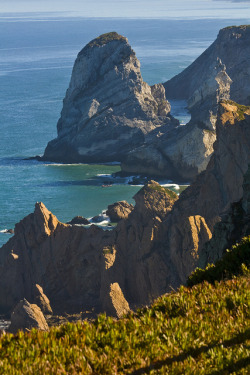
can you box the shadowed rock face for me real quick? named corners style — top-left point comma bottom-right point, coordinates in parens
top-left (1, 102), bottom-right (250, 317)
top-left (43, 32), bottom-right (175, 163)
top-left (164, 25), bottom-right (250, 105)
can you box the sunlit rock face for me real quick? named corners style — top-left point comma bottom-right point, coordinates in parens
top-left (43, 32), bottom-right (174, 163)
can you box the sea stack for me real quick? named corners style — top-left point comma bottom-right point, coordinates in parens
top-left (43, 32), bottom-right (175, 163)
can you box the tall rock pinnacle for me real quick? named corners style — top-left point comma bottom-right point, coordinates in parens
top-left (43, 32), bottom-right (174, 163)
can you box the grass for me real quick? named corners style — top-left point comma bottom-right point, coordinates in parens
top-left (224, 100), bottom-right (250, 121)
top-left (146, 183), bottom-right (178, 201)
top-left (0, 239), bottom-right (249, 374)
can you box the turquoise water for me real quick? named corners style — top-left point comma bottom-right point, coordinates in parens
top-left (0, 8), bottom-right (250, 247)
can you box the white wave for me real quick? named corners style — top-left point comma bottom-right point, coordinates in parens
top-left (97, 174), bottom-right (112, 178)
top-left (161, 183), bottom-right (180, 190)
top-left (97, 220), bottom-right (110, 226)
top-left (45, 163), bottom-right (85, 166)
top-left (1, 66), bottom-right (72, 75)
top-left (101, 161), bottom-right (120, 165)
top-left (0, 229), bottom-right (12, 234)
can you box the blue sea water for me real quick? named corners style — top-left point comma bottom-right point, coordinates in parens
top-left (0, 3), bottom-right (250, 248)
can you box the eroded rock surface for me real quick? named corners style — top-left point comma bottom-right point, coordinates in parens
top-left (0, 183), bottom-right (178, 315)
top-left (43, 32), bottom-right (175, 163)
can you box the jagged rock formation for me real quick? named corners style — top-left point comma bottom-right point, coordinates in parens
top-left (0, 183), bottom-right (178, 315)
top-left (43, 32), bottom-right (175, 163)
top-left (1, 101), bottom-right (250, 317)
top-left (156, 100), bottom-right (250, 282)
top-left (164, 25), bottom-right (250, 105)
top-left (187, 58), bottom-right (232, 131)
top-left (8, 299), bottom-right (49, 333)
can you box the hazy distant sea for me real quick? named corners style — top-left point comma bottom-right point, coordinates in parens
top-left (0, 5), bottom-right (250, 248)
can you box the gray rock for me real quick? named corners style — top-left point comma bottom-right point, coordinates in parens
top-left (43, 32), bottom-right (174, 163)
top-left (164, 25), bottom-right (250, 105)
top-left (8, 299), bottom-right (49, 333)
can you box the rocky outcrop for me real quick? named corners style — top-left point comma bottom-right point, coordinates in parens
top-left (106, 201), bottom-right (134, 222)
top-left (200, 165), bottom-right (250, 267)
top-left (8, 299), bottom-right (49, 333)
top-left (33, 284), bottom-right (53, 315)
top-left (121, 121), bottom-right (216, 181)
top-left (156, 100), bottom-right (250, 282)
top-left (187, 58), bottom-right (232, 131)
top-left (1, 102), bottom-right (250, 316)
top-left (67, 216), bottom-right (90, 225)
top-left (164, 25), bottom-right (250, 105)
top-left (0, 183), bottom-right (178, 315)
top-left (43, 32), bottom-right (176, 163)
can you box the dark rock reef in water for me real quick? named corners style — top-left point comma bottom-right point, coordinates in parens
top-left (1, 101), bottom-right (250, 318)
top-left (43, 32), bottom-right (176, 164)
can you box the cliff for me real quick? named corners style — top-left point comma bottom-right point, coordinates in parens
top-left (164, 25), bottom-right (250, 105)
top-left (42, 32), bottom-right (175, 163)
top-left (1, 101), bottom-right (249, 316)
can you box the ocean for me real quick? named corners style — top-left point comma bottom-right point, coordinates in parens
top-left (0, 1), bottom-right (250, 250)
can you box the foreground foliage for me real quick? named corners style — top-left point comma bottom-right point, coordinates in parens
top-left (187, 235), bottom-right (250, 287)
top-left (0, 274), bottom-right (249, 374)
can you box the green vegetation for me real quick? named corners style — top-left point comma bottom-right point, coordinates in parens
top-left (87, 32), bottom-right (125, 49)
top-left (187, 235), bottom-right (250, 287)
top-left (1, 236), bottom-right (250, 373)
top-left (223, 25), bottom-right (250, 30)
top-left (0, 278), bottom-right (249, 372)
top-left (146, 184), bottom-right (178, 200)
top-left (224, 100), bottom-right (250, 121)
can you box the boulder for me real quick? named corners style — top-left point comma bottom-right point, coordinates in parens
top-left (8, 299), bottom-right (49, 333)
top-left (67, 216), bottom-right (90, 225)
top-left (106, 201), bottom-right (134, 222)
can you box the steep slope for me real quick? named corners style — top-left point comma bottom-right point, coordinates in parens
top-left (1, 274), bottom-right (249, 374)
top-left (43, 32), bottom-right (175, 163)
top-left (164, 25), bottom-right (250, 105)
top-left (157, 100), bottom-right (250, 282)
